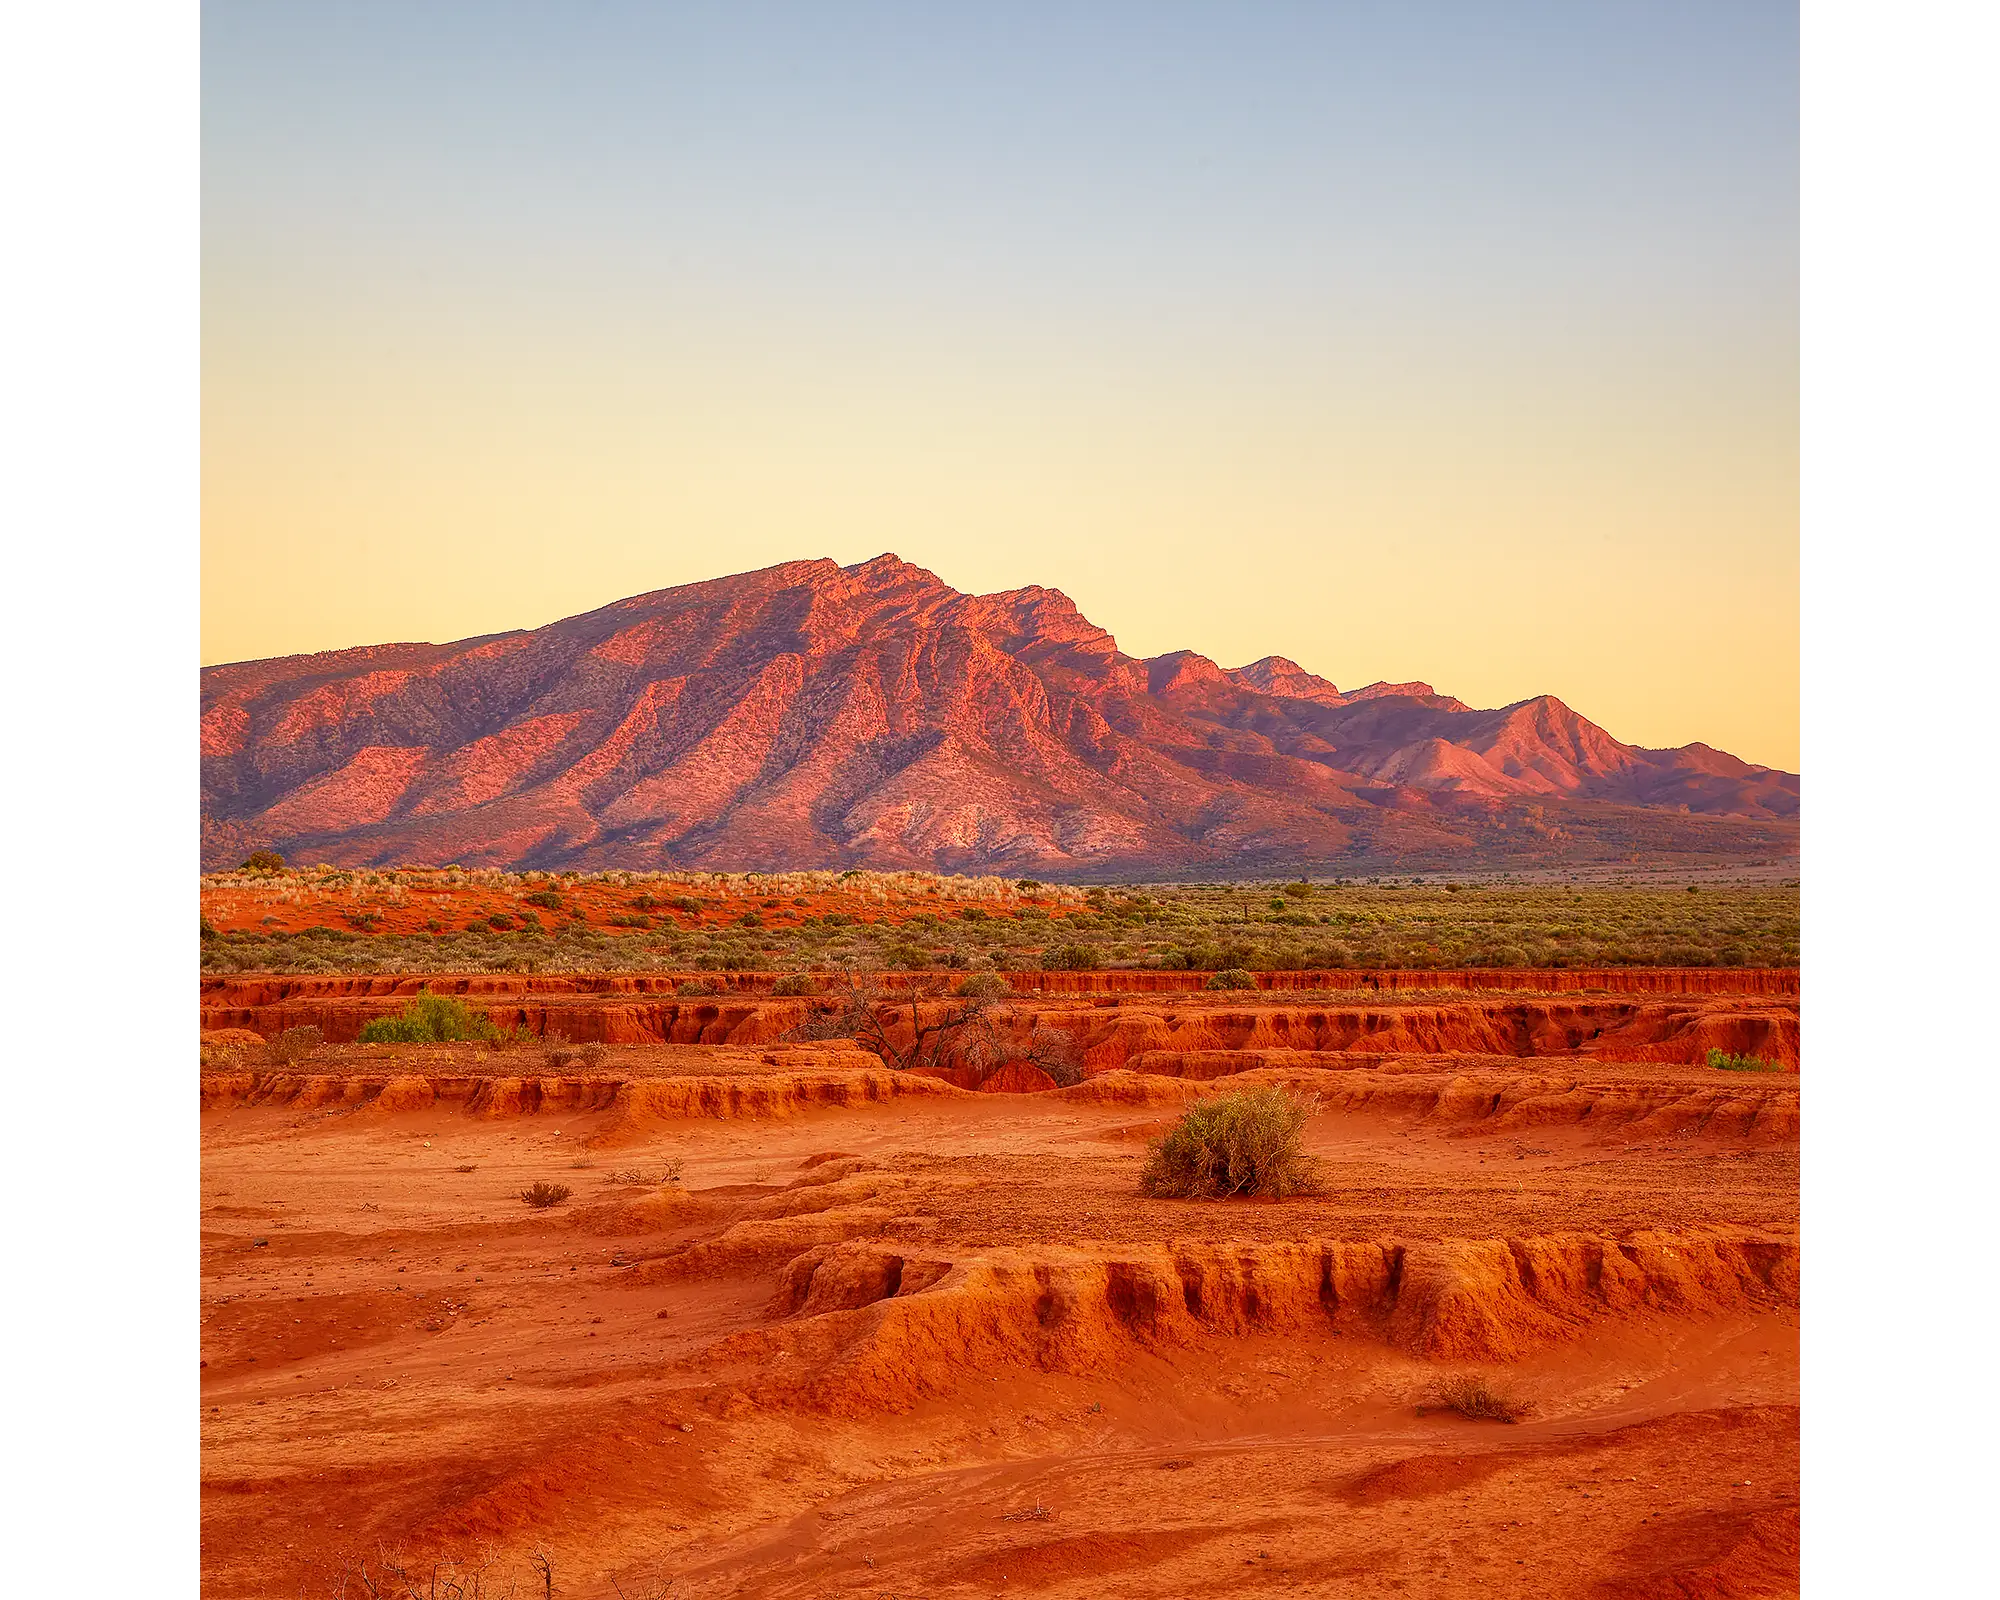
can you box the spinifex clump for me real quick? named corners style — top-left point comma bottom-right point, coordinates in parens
top-left (1139, 1086), bottom-right (1323, 1199)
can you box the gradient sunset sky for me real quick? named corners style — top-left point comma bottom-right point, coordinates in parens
top-left (203, 2), bottom-right (1798, 770)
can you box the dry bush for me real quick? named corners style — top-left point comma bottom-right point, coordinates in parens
top-left (541, 1033), bottom-right (576, 1070)
top-left (519, 1181), bottom-right (572, 1208)
top-left (1204, 967), bottom-right (1256, 991)
top-left (1025, 1026), bottom-right (1086, 1087)
top-left (676, 979), bottom-right (722, 997)
top-left (1139, 1086), bottom-right (1322, 1199)
top-left (322, 1546), bottom-right (515, 1598)
top-left (605, 1160), bottom-right (683, 1185)
top-left (264, 1025), bottom-right (324, 1066)
top-left (771, 972), bottom-right (819, 996)
top-left (578, 1041), bottom-right (608, 1069)
top-left (783, 972), bottom-right (1003, 1073)
top-left (955, 971), bottom-right (1010, 999)
top-left (1425, 1373), bottom-right (1526, 1423)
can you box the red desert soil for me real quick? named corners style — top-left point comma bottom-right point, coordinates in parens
top-left (202, 986), bottom-right (1798, 1599)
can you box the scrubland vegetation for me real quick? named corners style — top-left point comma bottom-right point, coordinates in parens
top-left (200, 864), bottom-right (1798, 975)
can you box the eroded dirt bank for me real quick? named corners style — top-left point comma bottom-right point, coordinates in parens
top-left (202, 1042), bottom-right (1797, 1598)
top-left (202, 983), bottom-right (1800, 1070)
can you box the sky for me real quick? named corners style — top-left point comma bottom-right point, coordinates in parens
top-left (202, 1), bottom-right (1798, 770)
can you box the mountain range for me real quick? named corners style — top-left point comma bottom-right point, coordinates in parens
top-left (201, 555), bottom-right (1798, 876)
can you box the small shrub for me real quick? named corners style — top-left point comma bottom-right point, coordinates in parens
top-left (199, 916), bottom-right (219, 942)
top-left (1205, 967), bottom-right (1255, 991)
top-left (670, 896), bottom-right (704, 915)
top-left (263, 1025), bottom-right (324, 1066)
top-left (1426, 1374), bottom-right (1525, 1423)
top-left (522, 889), bottom-right (564, 910)
top-left (543, 1039), bottom-right (577, 1070)
top-left (1040, 942), bottom-right (1102, 971)
top-left (486, 914), bottom-right (515, 931)
top-left (772, 973), bottom-right (820, 996)
top-left (1282, 881), bottom-right (1314, 898)
top-left (520, 1181), bottom-right (571, 1208)
top-left (738, 912), bottom-right (763, 929)
top-left (357, 990), bottom-right (501, 1045)
top-left (239, 849), bottom-right (285, 873)
top-left (956, 971), bottom-right (1010, 1000)
top-left (631, 894), bottom-right (660, 912)
top-left (578, 1041), bottom-right (607, 1069)
top-left (1708, 1048), bottom-right (1784, 1072)
top-left (1014, 878), bottom-right (1043, 892)
top-left (610, 914), bottom-right (651, 929)
top-left (677, 979), bottom-right (722, 998)
top-left (1139, 1087), bottom-right (1321, 1199)
top-left (958, 907), bottom-right (990, 922)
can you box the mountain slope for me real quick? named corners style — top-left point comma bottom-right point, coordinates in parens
top-left (200, 555), bottom-right (1798, 874)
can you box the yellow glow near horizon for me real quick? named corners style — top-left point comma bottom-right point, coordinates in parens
top-left (203, 291), bottom-right (1796, 770)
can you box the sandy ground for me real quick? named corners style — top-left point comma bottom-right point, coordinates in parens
top-left (201, 1042), bottom-right (1797, 1600)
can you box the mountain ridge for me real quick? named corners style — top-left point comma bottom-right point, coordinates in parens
top-left (201, 554), bottom-right (1798, 875)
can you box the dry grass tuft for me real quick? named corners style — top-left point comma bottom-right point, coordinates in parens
top-left (1424, 1373), bottom-right (1526, 1423)
top-left (519, 1181), bottom-right (572, 1208)
top-left (1139, 1086), bottom-right (1322, 1199)
top-left (604, 1160), bottom-right (683, 1186)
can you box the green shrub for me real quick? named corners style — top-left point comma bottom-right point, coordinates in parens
top-left (486, 914), bottom-right (515, 931)
top-left (522, 889), bottom-right (564, 910)
top-left (1205, 967), bottom-right (1255, 990)
top-left (772, 973), bottom-right (819, 996)
top-left (1707, 1048), bottom-right (1785, 1072)
top-left (200, 916), bottom-right (218, 941)
top-left (1139, 1087), bottom-right (1321, 1199)
top-left (1282, 881), bottom-right (1314, 898)
top-left (239, 849), bottom-right (285, 873)
top-left (670, 896), bottom-right (704, 915)
top-left (955, 971), bottom-right (1010, 999)
top-left (1041, 942), bottom-right (1102, 971)
top-left (958, 908), bottom-right (990, 922)
top-left (357, 990), bottom-right (501, 1045)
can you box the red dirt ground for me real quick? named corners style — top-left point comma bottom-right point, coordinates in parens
top-left (202, 990), bottom-right (1798, 1599)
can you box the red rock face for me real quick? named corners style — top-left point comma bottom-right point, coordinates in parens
top-left (200, 555), bottom-right (1799, 872)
